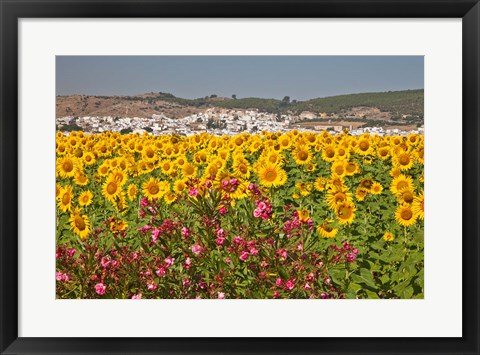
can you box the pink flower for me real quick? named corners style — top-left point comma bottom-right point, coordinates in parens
top-left (229, 178), bottom-right (238, 186)
top-left (239, 251), bottom-right (249, 262)
top-left (276, 278), bottom-right (283, 287)
top-left (182, 278), bottom-right (191, 287)
top-left (219, 206), bottom-right (227, 215)
top-left (249, 247), bottom-right (259, 256)
top-left (164, 256), bottom-right (175, 267)
top-left (285, 279), bottom-right (295, 291)
top-left (191, 243), bottom-right (203, 255)
top-left (225, 257), bottom-right (231, 264)
top-left (147, 282), bottom-right (157, 291)
top-left (140, 198), bottom-right (149, 207)
top-left (221, 180), bottom-right (229, 189)
top-left (188, 188), bottom-right (199, 197)
top-left (320, 292), bottom-right (328, 299)
top-left (181, 227), bottom-right (190, 238)
top-left (345, 253), bottom-right (357, 263)
top-left (198, 281), bottom-right (207, 289)
top-left (216, 228), bottom-right (226, 238)
top-left (304, 282), bottom-right (311, 290)
top-left (218, 292), bottom-right (225, 299)
top-left (68, 248), bottom-right (76, 257)
top-left (56, 272), bottom-right (68, 282)
top-left (273, 291), bottom-right (280, 298)
top-left (257, 201), bottom-right (266, 211)
top-left (205, 181), bottom-right (212, 188)
top-left (253, 208), bottom-right (262, 218)
top-left (151, 228), bottom-right (160, 243)
top-left (95, 282), bottom-right (106, 295)
top-left (156, 267), bottom-right (166, 277)
top-left (185, 257), bottom-right (192, 269)
top-left (233, 236), bottom-right (243, 244)
top-left (131, 293), bottom-right (142, 299)
top-left (215, 236), bottom-right (226, 246)
top-left (101, 256), bottom-right (111, 268)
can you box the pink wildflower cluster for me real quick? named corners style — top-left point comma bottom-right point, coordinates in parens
top-left (330, 242), bottom-right (359, 264)
top-left (253, 200), bottom-right (273, 220)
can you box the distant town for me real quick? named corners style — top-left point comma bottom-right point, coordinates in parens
top-left (56, 107), bottom-right (424, 137)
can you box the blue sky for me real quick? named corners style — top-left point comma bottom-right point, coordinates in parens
top-left (56, 56), bottom-right (423, 101)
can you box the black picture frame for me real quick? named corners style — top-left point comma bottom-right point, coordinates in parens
top-left (1, 1), bottom-right (479, 354)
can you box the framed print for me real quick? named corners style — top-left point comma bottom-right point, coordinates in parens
top-left (1, 0), bottom-right (479, 354)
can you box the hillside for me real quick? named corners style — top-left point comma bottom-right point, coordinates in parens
top-left (56, 89), bottom-right (423, 120)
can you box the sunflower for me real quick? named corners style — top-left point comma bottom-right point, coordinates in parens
top-left (390, 167), bottom-right (402, 178)
top-left (173, 180), bottom-right (186, 195)
top-left (377, 146), bottom-right (390, 160)
top-left (395, 204), bottom-right (418, 227)
top-left (164, 191), bottom-right (177, 205)
top-left (57, 185), bottom-right (73, 213)
top-left (314, 177), bottom-right (327, 192)
top-left (110, 218), bottom-right (128, 233)
top-left (370, 182), bottom-right (383, 195)
top-left (336, 201), bottom-right (356, 225)
top-left (293, 146), bottom-right (312, 165)
top-left (142, 178), bottom-right (167, 200)
top-left (356, 188), bottom-right (368, 201)
top-left (390, 174), bottom-right (414, 195)
top-left (322, 144), bottom-right (337, 162)
top-left (396, 188), bottom-right (415, 204)
top-left (297, 208), bottom-right (310, 222)
top-left (317, 222), bottom-right (338, 238)
top-left (326, 189), bottom-right (353, 210)
top-left (83, 151), bottom-right (96, 166)
top-left (359, 178), bottom-right (374, 191)
top-left (345, 161), bottom-right (360, 176)
top-left (97, 163), bottom-right (110, 177)
top-left (182, 162), bottom-right (197, 179)
top-left (383, 232), bottom-right (395, 241)
top-left (69, 208), bottom-right (91, 239)
top-left (56, 156), bottom-right (80, 179)
top-left (356, 137), bottom-right (373, 156)
top-left (78, 191), bottom-right (93, 207)
top-left (256, 163), bottom-right (287, 188)
top-left (160, 160), bottom-right (174, 176)
top-left (296, 182), bottom-right (313, 196)
top-left (102, 175), bottom-right (122, 202)
top-left (278, 135), bottom-right (291, 150)
top-left (74, 171), bottom-right (89, 186)
top-left (331, 161), bottom-right (346, 177)
top-left (127, 184), bottom-right (137, 202)
top-left (412, 190), bottom-right (424, 220)
top-left (392, 151), bottom-right (414, 171)
top-left (232, 158), bottom-right (251, 179)
top-left (56, 184), bottom-right (62, 199)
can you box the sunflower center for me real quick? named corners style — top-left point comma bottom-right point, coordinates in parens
top-left (163, 163), bottom-right (171, 171)
top-left (397, 181), bottom-right (408, 190)
top-left (185, 166), bottom-right (194, 175)
top-left (62, 193), bottom-right (70, 205)
top-left (338, 206), bottom-right (352, 218)
top-left (359, 141), bottom-right (369, 151)
top-left (107, 182), bottom-right (117, 195)
top-left (148, 184), bottom-right (159, 195)
top-left (399, 154), bottom-right (410, 165)
top-left (326, 149), bottom-right (335, 158)
top-left (362, 180), bottom-right (373, 189)
top-left (335, 193), bottom-right (346, 203)
top-left (265, 169), bottom-right (277, 182)
top-left (403, 192), bottom-right (414, 203)
top-left (401, 209), bottom-right (413, 220)
top-left (239, 164), bottom-right (248, 174)
top-left (346, 164), bottom-right (356, 173)
top-left (335, 166), bottom-right (344, 175)
top-left (322, 224), bottom-right (333, 232)
top-left (298, 151), bottom-right (308, 161)
top-left (146, 150), bottom-right (154, 158)
top-left (63, 161), bottom-right (73, 173)
top-left (74, 216), bottom-right (86, 231)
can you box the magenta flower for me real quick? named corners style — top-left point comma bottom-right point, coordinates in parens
top-left (181, 227), bottom-right (190, 238)
top-left (285, 279), bottom-right (295, 291)
top-left (188, 188), bottom-right (199, 197)
top-left (151, 228), bottom-right (160, 243)
top-left (95, 282), bottom-right (106, 295)
top-left (68, 248), bottom-right (76, 257)
top-left (276, 278), bottom-right (283, 287)
top-left (156, 267), bottom-right (166, 277)
top-left (100, 256), bottom-right (111, 268)
top-left (219, 206), bottom-right (227, 215)
top-left (239, 251), bottom-right (249, 262)
top-left (253, 208), bottom-right (262, 218)
top-left (191, 243), bottom-right (203, 255)
top-left (215, 236), bottom-right (226, 246)
top-left (131, 293), bottom-right (142, 299)
top-left (218, 292), bottom-right (225, 299)
top-left (147, 282), bottom-right (157, 291)
top-left (164, 256), bottom-right (175, 267)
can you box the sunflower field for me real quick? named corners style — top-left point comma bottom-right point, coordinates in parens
top-left (56, 130), bottom-right (424, 299)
